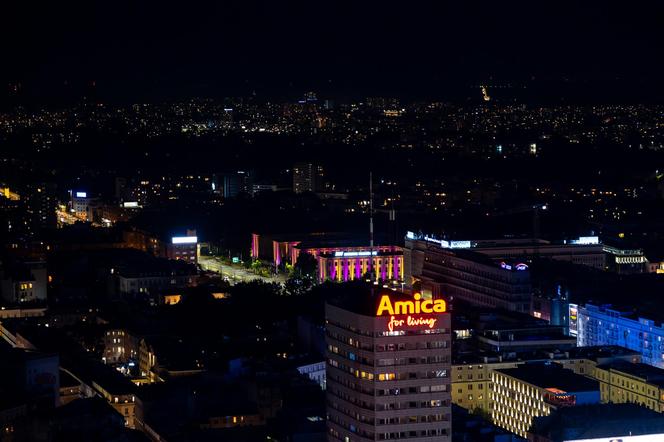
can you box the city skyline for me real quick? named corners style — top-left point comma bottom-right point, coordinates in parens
top-left (2, 3), bottom-right (664, 442)
top-left (2, 2), bottom-right (663, 102)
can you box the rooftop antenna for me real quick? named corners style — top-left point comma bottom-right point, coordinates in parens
top-left (369, 172), bottom-right (378, 287)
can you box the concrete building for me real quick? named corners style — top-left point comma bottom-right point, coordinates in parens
top-left (297, 360), bottom-right (326, 390)
top-left (492, 363), bottom-right (600, 438)
top-left (166, 230), bottom-right (198, 264)
top-left (529, 403), bottom-right (664, 442)
top-left (594, 360), bottom-right (664, 412)
top-left (114, 258), bottom-right (198, 297)
top-left (326, 287), bottom-right (452, 441)
top-left (213, 171), bottom-right (253, 198)
top-left (69, 190), bottom-right (99, 222)
top-left (576, 303), bottom-right (664, 369)
top-left (0, 260), bottom-right (47, 304)
top-left (452, 346), bottom-right (640, 417)
top-left (293, 162), bottom-right (322, 194)
top-left (103, 329), bottom-right (139, 365)
top-left (251, 232), bottom-right (404, 283)
top-left (405, 237), bottom-right (532, 313)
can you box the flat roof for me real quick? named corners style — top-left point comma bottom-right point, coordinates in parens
top-left (496, 362), bottom-right (599, 392)
top-left (531, 403), bottom-right (664, 441)
top-left (324, 281), bottom-right (422, 317)
top-left (597, 360), bottom-right (664, 387)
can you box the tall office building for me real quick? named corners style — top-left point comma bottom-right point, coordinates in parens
top-left (326, 286), bottom-right (452, 441)
top-left (404, 236), bottom-right (532, 313)
top-left (293, 162), bottom-right (323, 194)
top-left (212, 171), bottom-right (253, 198)
top-left (24, 183), bottom-right (57, 234)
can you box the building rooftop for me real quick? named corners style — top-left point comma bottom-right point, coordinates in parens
top-left (496, 362), bottom-right (599, 393)
top-left (324, 281), bottom-right (419, 317)
top-left (453, 345), bottom-right (639, 366)
top-left (530, 403), bottom-right (664, 441)
top-left (597, 360), bottom-right (664, 387)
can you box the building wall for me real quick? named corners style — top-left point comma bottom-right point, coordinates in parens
top-left (492, 370), bottom-right (553, 438)
top-left (104, 329), bottom-right (139, 364)
top-left (474, 244), bottom-right (606, 270)
top-left (0, 261), bottom-right (47, 304)
top-left (117, 274), bottom-right (196, 296)
top-left (405, 239), bottom-right (531, 313)
top-left (452, 358), bottom-right (596, 417)
top-left (594, 366), bottom-right (664, 412)
top-left (318, 254), bottom-right (404, 283)
top-left (577, 304), bottom-right (664, 368)
top-left (166, 243), bottom-right (198, 264)
top-left (326, 301), bottom-right (452, 441)
top-left (94, 382), bottom-right (138, 429)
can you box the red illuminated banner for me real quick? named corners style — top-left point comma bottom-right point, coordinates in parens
top-left (376, 293), bottom-right (446, 332)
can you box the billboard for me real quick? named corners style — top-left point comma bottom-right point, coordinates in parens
top-left (172, 236), bottom-right (198, 244)
top-left (569, 303), bottom-right (578, 336)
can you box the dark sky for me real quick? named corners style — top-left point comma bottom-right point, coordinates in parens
top-left (2, 1), bottom-right (662, 101)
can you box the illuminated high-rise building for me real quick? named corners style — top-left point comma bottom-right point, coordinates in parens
top-left (326, 287), bottom-right (452, 441)
top-left (293, 162), bottom-right (323, 194)
top-left (491, 363), bottom-right (599, 438)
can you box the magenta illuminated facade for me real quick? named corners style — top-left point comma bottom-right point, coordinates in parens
top-left (250, 233), bottom-right (404, 283)
top-left (317, 247), bottom-right (404, 283)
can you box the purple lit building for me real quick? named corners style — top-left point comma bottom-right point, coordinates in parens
top-left (251, 232), bottom-right (404, 283)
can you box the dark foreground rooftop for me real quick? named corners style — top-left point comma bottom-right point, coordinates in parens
top-left (531, 403), bottom-right (664, 441)
top-left (496, 362), bottom-right (598, 392)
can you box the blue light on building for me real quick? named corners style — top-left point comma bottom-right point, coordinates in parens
top-left (577, 304), bottom-right (664, 369)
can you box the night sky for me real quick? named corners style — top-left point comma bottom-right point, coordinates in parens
top-left (3, 1), bottom-right (663, 102)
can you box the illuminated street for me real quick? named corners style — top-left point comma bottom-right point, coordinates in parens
top-left (198, 255), bottom-right (286, 285)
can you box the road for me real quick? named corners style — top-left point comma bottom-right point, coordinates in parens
top-left (198, 255), bottom-right (287, 285)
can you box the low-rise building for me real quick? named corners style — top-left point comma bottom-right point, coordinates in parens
top-left (492, 363), bottom-right (600, 438)
top-left (115, 258), bottom-right (198, 297)
top-left (577, 303), bottom-right (664, 369)
top-left (452, 346), bottom-right (639, 417)
top-left (594, 360), bottom-right (664, 412)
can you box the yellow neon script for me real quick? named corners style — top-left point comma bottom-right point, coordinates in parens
top-left (376, 293), bottom-right (446, 316)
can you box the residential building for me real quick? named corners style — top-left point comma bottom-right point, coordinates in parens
top-left (594, 360), bottom-right (664, 412)
top-left (326, 286), bottom-right (452, 441)
top-left (576, 303), bottom-right (664, 368)
top-left (492, 363), bottom-right (600, 438)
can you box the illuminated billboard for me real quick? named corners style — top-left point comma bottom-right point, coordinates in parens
top-left (123, 201), bottom-right (139, 208)
top-left (75, 191), bottom-right (87, 198)
top-left (450, 240), bottom-right (471, 249)
top-left (376, 293), bottom-right (447, 332)
top-left (569, 303), bottom-right (578, 336)
top-left (424, 236), bottom-right (449, 248)
top-left (172, 236), bottom-right (198, 244)
top-left (570, 236), bottom-right (600, 245)
top-left (333, 251), bottom-right (377, 257)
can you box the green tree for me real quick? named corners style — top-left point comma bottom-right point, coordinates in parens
top-left (285, 252), bottom-right (318, 295)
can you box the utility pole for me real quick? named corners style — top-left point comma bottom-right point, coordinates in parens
top-left (369, 172), bottom-right (375, 283)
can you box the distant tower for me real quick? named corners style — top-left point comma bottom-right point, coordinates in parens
top-left (293, 162), bottom-right (321, 194)
top-left (481, 85), bottom-right (491, 102)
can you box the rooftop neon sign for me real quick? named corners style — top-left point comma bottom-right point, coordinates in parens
top-left (172, 236), bottom-right (198, 244)
top-left (334, 251), bottom-right (377, 257)
top-left (377, 293), bottom-right (447, 332)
